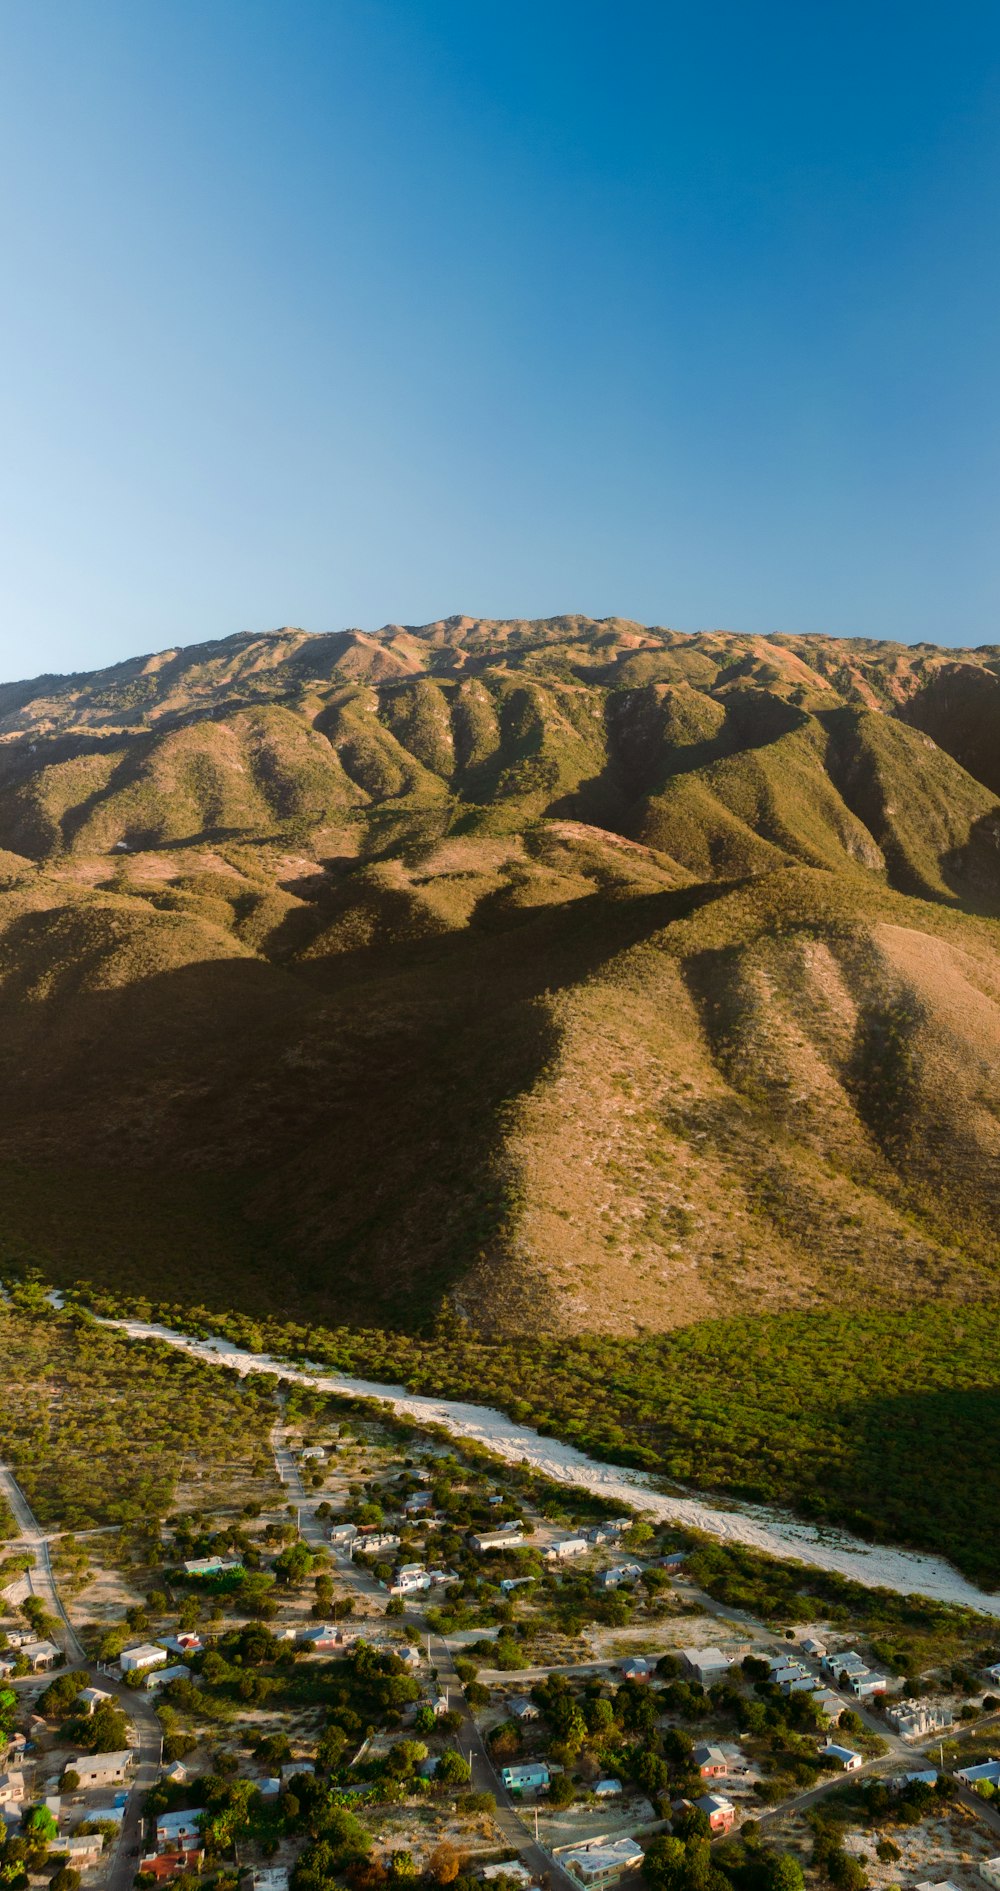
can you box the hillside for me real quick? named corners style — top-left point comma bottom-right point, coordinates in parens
top-left (1, 614), bottom-right (999, 1336)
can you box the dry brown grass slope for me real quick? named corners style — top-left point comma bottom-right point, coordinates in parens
top-left (0, 616), bottom-right (997, 1334)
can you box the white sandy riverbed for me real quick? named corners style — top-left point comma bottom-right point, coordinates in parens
top-left (88, 1309), bottom-right (1000, 1620)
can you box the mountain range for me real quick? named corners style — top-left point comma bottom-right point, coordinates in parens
top-left (1, 614), bottom-right (998, 1334)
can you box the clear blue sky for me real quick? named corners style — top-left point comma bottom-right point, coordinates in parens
top-left (1, 1), bottom-right (999, 681)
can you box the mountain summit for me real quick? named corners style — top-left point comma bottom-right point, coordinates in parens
top-left (0, 615), bottom-right (998, 1332)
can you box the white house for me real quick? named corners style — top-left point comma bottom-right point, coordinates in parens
top-left (22, 1640), bottom-right (61, 1671)
top-left (77, 1686), bottom-right (112, 1714)
top-left (120, 1642), bottom-right (167, 1674)
top-left (563, 1838), bottom-right (643, 1886)
top-left (959, 1761), bottom-right (1000, 1790)
top-left (978, 1862), bottom-right (1000, 1891)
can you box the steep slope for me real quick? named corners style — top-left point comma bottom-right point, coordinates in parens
top-left (0, 616), bottom-right (998, 1335)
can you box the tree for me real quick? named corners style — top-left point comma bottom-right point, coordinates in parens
top-left (435, 1750), bottom-right (471, 1787)
top-left (763, 1855), bottom-right (805, 1891)
top-left (61, 1773), bottom-right (80, 1792)
top-left (90, 1703), bottom-right (129, 1754)
top-left (548, 1772), bottom-right (575, 1808)
top-left (50, 1870), bottom-right (81, 1891)
top-left (428, 1842), bottom-right (464, 1884)
top-left (643, 1836), bottom-right (687, 1891)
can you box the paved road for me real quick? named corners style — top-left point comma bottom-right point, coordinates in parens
top-left (428, 1629), bottom-right (579, 1891)
top-left (0, 1455), bottom-right (161, 1891)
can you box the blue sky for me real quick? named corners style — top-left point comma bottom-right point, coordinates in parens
top-left (1, 1), bottom-right (999, 681)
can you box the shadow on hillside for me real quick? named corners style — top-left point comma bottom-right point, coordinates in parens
top-left (0, 878), bottom-right (732, 1331)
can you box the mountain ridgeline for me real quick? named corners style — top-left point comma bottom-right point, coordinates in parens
top-left (1, 614), bottom-right (999, 1335)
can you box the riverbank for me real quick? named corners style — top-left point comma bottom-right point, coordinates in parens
top-left (90, 1309), bottom-right (1000, 1621)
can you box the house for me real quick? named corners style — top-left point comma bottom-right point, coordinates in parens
top-left (329, 1523), bottom-right (358, 1550)
top-left (481, 1866), bottom-right (536, 1888)
top-left (823, 1650), bottom-right (867, 1681)
top-left (820, 1744), bottom-right (862, 1772)
top-left (140, 1851), bottom-right (205, 1882)
top-left (69, 1750), bottom-right (135, 1788)
top-left (892, 1770), bottom-right (938, 1791)
top-left (958, 1761), bottom-right (1000, 1790)
top-left (693, 1745), bottom-right (728, 1779)
top-left (501, 1763), bottom-right (550, 1793)
top-left (281, 1762), bottom-right (315, 1784)
top-left (695, 1793), bottom-right (736, 1833)
top-left (978, 1862), bottom-right (1000, 1891)
top-left (403, 1493), bottom-right (433, 1515)
top-left (661, 1551), bottom-right (687, 1569)
top-left (544, 1536), bottom-right (588, 1562)
top-left (619, 1657), bottom-right (651, 1682)
top-left (680, 1647), bottom-right (731, 1684)
top-left (508, 1697), bottom-right (540, 1722)
top-left (596, 1564), bottom-right (643, 1590)
top-left (0, 1659), bottom-right (15, 1680)
top-left (182, 1556), bottom-right (243, 1577)
top-left (886, 1700), bottom-right (953, 1740)
top-left (164, 1763), bottom-right (189, 1786)
top-left (77, 1686), bottom-right (112, 1714)
top-left (159, 1633), bottom-right (203, 1657)
top-left (848, 1671), bottom-right (891, 1700)
top-left (593, 1778), bottom-right (623, 1797)
top-left (812, 1691), bottom-right (842, 1721)
top-left (22, 1640), bottom-right (61, 1670)
top-left (145, 1664), bottom-right (191, 1691)
top-left (563, 1838), bottom-right (643, 1886)
top-left (800, 1637), bottom-right (828, 1659)
top-left (120, 1642), bottom-right (167, 1674)
top-left (297, 1624), bottom-right (352, 1653)
top-left (396, 1645), bottom-right (421, 1667)
top-left (386, 1565), bottom-right (432, 1596)
top-left (470, 1527), bottom-right (525, 1553)
top-left (155, 1810), bottom-right (204, 1851)
top-left (499, 1577), bottom-right (536, 1594)
top-left (431, 1693), bottom-right (450, 1719)
top-left (0, 1775), bottom-right (24, 1808)
top-left (916, 1883), bottom-right (962, 1891)
top-left (300, 1447), bottom-right (325, 1463)
top-left (60, 1834), bottom-right (104, 1867)
top-left (985, 1665), bottom-right (1000, 1688)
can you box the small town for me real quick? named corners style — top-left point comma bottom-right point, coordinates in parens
top-left (2, 1373), bottom-right (1000, 1891)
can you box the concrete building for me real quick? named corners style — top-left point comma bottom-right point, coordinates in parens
top-left (469, 1527), bottom-right (525, 1553)
top-left (145, 1664), bottom-right (191, 1691)
top-left (563, 1838), bottom-right (643, 1887)
top-left (978, 1862), bottom-right (1000, 1891)
top-left (120, 1642), bottom-right (167, 1674)
top-left (886, 1699), bottom-right (953, 1739)
top-left (680, 1647), bottom-right (732, 1684)
top-left (21, 1640), bottom-right (60, 1670)
top-left (544, 1536), bottom-right (588, 1562)
top-left (596, 1564), bottom-right (643, 1590)
top-left (69, 1750), bottom-right (135, 1788)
